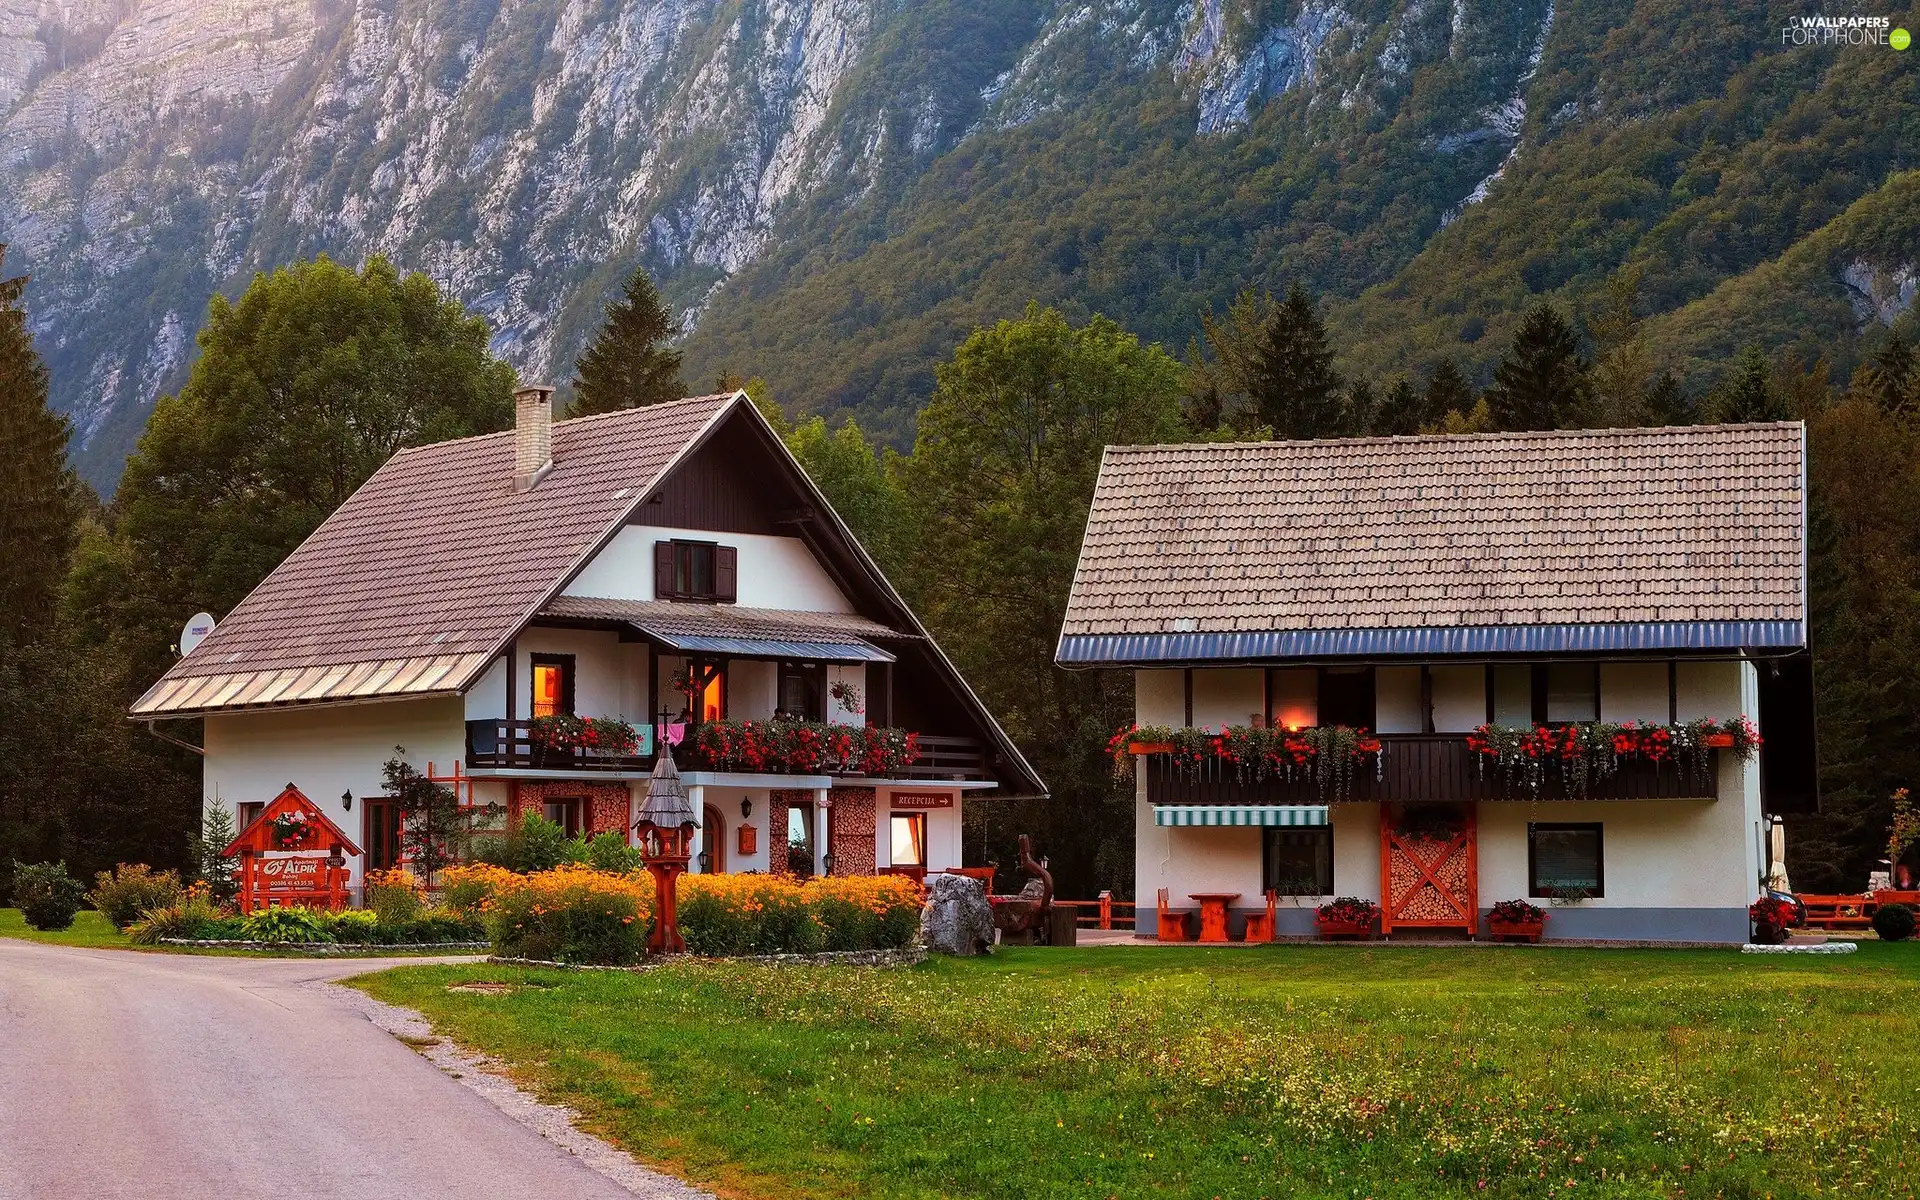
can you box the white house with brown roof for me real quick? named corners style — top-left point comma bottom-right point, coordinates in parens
top-left (1057, 423), bottom-right (1816, 944)
top-left (134, 389), bottom-right (1042, 888)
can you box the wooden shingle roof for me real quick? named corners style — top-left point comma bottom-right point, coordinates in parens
top-left (132, 395), bottom-right (735, 715)
top-left (1057, 422), bottom-right (1806, 664)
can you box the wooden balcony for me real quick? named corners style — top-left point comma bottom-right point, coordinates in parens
top-left (1144, 734), bottom-right (1720, 805)
top-left (464, 720), bottom-right (992, 782)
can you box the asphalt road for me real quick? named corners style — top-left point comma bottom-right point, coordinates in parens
top-left (0, 940), bottom-right (675, 1199)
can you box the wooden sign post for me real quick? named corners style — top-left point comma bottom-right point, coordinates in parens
top-left (223, 784), bottom-right (364, 914)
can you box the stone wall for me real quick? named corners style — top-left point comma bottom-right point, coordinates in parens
top-left (508, 782), bottom-right (633, 841)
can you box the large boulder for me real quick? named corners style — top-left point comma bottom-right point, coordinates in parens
top-left (920, 873), bottom-right (995, 956)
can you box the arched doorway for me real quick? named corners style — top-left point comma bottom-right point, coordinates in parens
top-left (702, 804), bottom-right (726, 874)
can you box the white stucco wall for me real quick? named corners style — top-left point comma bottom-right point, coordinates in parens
top-left (515, 628), bottom-right (648, 722)
top-left (1375, 667), bottom-right (1421, 734)
top-left (729, 659), bottom-right (777, 721)
top-left (203, 697), bottom-right (466, 884)
top-left (464, 656), bottom-right (507, 720)
top-left (1600, 662), bottom-right (1668, 722)
top-left (873, 788), bottom-right (963, 872)
top-left (1136, 670), bottom-right (1184, 726)
top-left (1192, 668), bottom-right (1263, 728)
top-left (564, 524), bottom-right (852, 612)
top-left (825, 664), bottom-right (867, 726)
top-left (687, 786), bottom-right (770, 875)
top-left (1430, 666), bottom-right (1483, 732)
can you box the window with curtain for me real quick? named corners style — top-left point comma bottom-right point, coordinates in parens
top-left (1264, 828), bottom-right (1334, 895)
top-left (890, 813), bottom-right (927, 867)
top-left (1529, 823), bottom-right (1604, 897)
top-left (530, 654), bottom-right (573, 718)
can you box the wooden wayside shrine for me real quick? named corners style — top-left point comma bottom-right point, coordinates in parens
top-left (223, 783), bottom-right (363, 914)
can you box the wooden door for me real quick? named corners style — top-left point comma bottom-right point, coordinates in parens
top-left (1379, 803), bottom-right (1478, 936)
top-left (364, 799), bottom-right (403, 871)
top-left (702, 804), bottom-right (726, 873)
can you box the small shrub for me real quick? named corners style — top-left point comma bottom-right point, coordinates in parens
top-left (363, 868), bottom-right (425, 925)
top-left (91, 863), bottom-right (185, 929)
top-left (485, 866), bottom-right (650, 964)
top-left (441, 863), bottom-right (518, 915)
top-left (1874, 902), bottom-right (1916, 942)
top-left (472, 814), bottom-right (581, 873)
top-left (326, 909), bottom-right (382, 941)
top-left (126, 885), bottom-right (229, 944)
top-left (583, 831), bottom-right (642, 873)
top-left (239, 905), bottom-right (334, 943)
top-left (12, 861), bottom-right (87, 931)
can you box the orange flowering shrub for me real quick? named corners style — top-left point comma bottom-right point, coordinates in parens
top-left (483, 865), bottom-right (653, 964)
top-left (362, 867), bottom-right (425, 925)
top-left (677, 872), bottom-right (923, 955)
top-left (439, 863), bottom-right (521, 916)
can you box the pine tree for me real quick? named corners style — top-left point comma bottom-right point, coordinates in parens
top-left (1707, 345), bottom-right (1793, 423)
top-left (1423, 358), bottom-right (1476, 427)
top-left (1862, 336), bottom-right (1914, 415)
top-left (1644, 372), bottom-right (1696, 426)
top-left (0, 246), bottom-right (76, 645)
top-left (1247, 282), bottom-right (1345, 439)
top-left (1590, 270), bottom-right (1652, 427)
top-left (1372, 376), bottom-right (1422, 435)
top-left (1484, 303), bottom-right (1590, 431)
top-left (569, 266), bottom-right (686, 416)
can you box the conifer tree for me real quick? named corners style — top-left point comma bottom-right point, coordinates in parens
top-left (0, 246), bottom-right (76, 644)
top-left (1644, 372), bottom-right (1696, 426)
top-left (1484, 303), bottom-right (1590, 431)
top-left (569, 266), bottom-right (686, 416)
top-left (1372, 376), bottom-right (1422, 435)
top-left (1862, 335), bottom-right (1914, 416)
top-left (1423, 358), bottom-right (1476, 427)
top-left (1247, 282), bottom-right (1345, 439)
top-left (1707, 345), bottom-right (1793, 423)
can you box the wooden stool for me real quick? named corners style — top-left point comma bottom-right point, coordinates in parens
top-left (1156, 887), bottom-right (1192, 941)
top-left (1242, 889), bottom-right (1278, 943)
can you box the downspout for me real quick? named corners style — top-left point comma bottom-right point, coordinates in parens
top-left (145, 719), bottom-right (205, 757)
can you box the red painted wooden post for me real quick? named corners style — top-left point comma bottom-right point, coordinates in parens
top-left (1099, 891), bottom-right (1113, 930)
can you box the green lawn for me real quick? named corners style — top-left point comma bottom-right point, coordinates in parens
top-left (0, 907), bottom-right (138, 948)
top-left (353, 944), bottom-right (1920, 1200)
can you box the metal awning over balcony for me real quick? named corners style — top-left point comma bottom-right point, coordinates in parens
top-left (541, 595), bottom-right (904, 662)
top-left (1154, 804), bottom-right (1329, 827)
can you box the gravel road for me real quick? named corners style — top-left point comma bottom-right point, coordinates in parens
top-left (0, 940), bottom-right (707, 1200)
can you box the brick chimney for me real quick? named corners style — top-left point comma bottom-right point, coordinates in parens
top-left (513, 385), bottom-right (555, 492)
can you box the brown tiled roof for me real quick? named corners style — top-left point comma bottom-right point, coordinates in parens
top-left (1060, 423), bottom-right (1805, 641)
top-left (541, 596), bottom-right (910, 642)
top-left (132, 395), bottom-right (735, 716)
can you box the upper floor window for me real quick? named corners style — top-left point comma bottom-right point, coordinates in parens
top-left (654, 539), bottom-right (738, 603)
top-left (531, 653), bottom-right (574, 718)
top-left (778, 661), bottom-right (824, 721)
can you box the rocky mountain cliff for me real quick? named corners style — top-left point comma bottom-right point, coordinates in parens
top-left (0, 0), bottom-right (1913, 489)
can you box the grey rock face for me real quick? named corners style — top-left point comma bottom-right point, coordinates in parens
top-left (919, 873), bottom-right (994, 956)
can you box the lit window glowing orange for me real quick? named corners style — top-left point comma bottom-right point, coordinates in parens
top-left (700, 672), bottom-right (725, 722)
top-left (532, 663), bottom-right (565, 717)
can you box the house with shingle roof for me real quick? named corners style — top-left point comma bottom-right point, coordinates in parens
top-left (136, 388), bottom-right (1041, 889)
top-left (1057, 423), bottom-right (1815, 944)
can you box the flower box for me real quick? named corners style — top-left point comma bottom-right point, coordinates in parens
top-left (1127, 742), bottom-right (1174, 755)
top-left (1315, 916), bottom-right (1376, 939)
top-left (1485, 918), bottom-right (1545, 943)
top-left (1702, 732), bottom-right (1735, 748)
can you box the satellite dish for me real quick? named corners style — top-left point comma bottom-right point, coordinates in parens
top-left (179, 612), bottom-right (217, 656)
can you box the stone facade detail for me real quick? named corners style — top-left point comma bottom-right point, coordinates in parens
top-left (827, 786), bottom-right (876, 876)
top-left (508, 782), bottom-right (632, 841)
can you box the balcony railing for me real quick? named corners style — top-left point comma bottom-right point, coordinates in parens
top-left (464, 719), bottom-right (992, 781)
top-left (1144, 734), bottom-right (1720, 805)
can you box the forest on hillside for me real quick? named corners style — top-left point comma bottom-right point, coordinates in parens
top-left (4, 251), bottom-right (1918, 902)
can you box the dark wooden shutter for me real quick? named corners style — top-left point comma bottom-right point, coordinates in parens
top-left (654, 540), bottom-right (675, 599)
top-left (714, 545), bottom-right (738, 603)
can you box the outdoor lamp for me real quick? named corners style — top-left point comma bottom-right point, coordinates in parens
top-left (822, 852), bottom-right (836, 876)
top-left (740, 797), bottom-right (753, 818)
top-left (341, 790), bottom-right (353, 812)
top-left (697, 849), bottom-right (711, 873)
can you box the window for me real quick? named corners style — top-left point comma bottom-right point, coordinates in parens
top-left (1491, 664), bottom-right (1532, 726)
top-left (890, 813), bottom-right (927, 868)
top-left (237, 801), bottom-right (265, 832)
top-left (1529, 822), bottom-right (1604, 898)
top-left (1318, 667), bottom-right (1376, 729)
top-left (653, 539), bottom-right (738, 603)
top-left (778, 661), bottom-right (824, 721)
top-left (1264, 828), bottom-right (1334, 896)
top-left (542, 798), bottom-right (586, 838)
top-left (530, 654), bottom-right (574, 718)
top-left (787, 802), bottom-right (815, 878)
top-left (1546, 663), bottom-right (1599, 723)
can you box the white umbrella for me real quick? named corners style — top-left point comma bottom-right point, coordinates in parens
top-left (1766, 819), bottom-right (1791, 892)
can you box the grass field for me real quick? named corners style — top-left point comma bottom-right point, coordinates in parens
top-left (0, 907), bottom-right (138, 948)
top-left (354, 943), bottom-right (1920, 1200)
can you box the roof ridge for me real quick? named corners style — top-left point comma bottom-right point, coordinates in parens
top-left (393, 392), bottom-right (738, 456)
top-left (1104, 421), bottom-right (1803, 455)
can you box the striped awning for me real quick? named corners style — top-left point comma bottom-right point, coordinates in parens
top-left (1153, 804), bottom-right (1329, 827)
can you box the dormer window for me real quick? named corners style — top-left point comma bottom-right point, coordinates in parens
top-left (654, 539), bottom-right (738, 603)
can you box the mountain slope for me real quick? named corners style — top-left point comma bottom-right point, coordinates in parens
top-left (0, 0), bottom-right (1912, 490)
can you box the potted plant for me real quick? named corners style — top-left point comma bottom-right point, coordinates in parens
top-left (270, 811), bottom-right (314, 850)
top-left (1749, 895), bottom-right (1797, 945)
top-left (1486, 898), bottom-right (1548, 943)
top-left (1316, 896), bottom-right (1379, 940)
